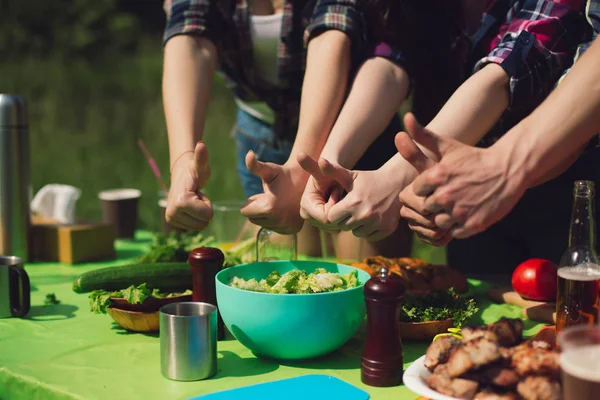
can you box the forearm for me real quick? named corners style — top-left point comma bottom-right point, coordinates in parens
top-left (286, 30), bottom-right (351, 163)
top-left (426, 63), bottom-right (509, 152)
top-left (494, 38), bottom-right (600, 188)
top-left (162, 35), bottom-right (218, 168)
top-left (319, 57), bottom-right (410, 169)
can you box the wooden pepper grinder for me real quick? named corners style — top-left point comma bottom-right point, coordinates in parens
top-left (188, 247), bottom-right (225, 340)
top-left (361, 267), bottom-right (405, 387)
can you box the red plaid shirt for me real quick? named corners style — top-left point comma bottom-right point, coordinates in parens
top-left (470, 0), bottom-right (592, 146)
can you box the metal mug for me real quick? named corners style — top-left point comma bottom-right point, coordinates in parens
top-left (159, 302), bottom-right (217, 381)
top-left (0, 256), bottom-right (31, 318)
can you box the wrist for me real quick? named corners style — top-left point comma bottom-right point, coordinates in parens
top-left (170, 151), bottom-right (194, 177)
top-left (380, 154), bottom-right (417, 189)
top-left (493, 123), bottom-right (534, 192)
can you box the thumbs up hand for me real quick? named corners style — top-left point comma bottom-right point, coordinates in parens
top-left (396, 113), bottom-right (524, 240)
top-left (299, 153), bottom-right (408, 242)
top-left (165, 141), bottom-right (214, 230)
top-left (240, 150), bottom-right (306, 234)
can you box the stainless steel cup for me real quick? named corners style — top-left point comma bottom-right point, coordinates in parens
top-left (0, 256), bottom-right (30, 318)
top-left (159, 302), bottom-right (217, 381)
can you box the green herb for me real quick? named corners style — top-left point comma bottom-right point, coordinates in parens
top-left (136, 231), bottom-right (216, 263)
top-left (135, 232), bottom-right (256, 268)
top-left (88, 284), bottom-right (192, 314)
top-left (44, 293), bottom-right (61, 306)
top-left (399, 288), bottom-right (479, 328)
top-left (223, 237), bottom-right (256, 268)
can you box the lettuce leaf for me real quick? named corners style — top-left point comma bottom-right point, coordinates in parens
top-left (88, 284), bottom-right (192, 314)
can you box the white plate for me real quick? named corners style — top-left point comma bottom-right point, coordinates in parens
top-left (403, 355), bottom-right (460, 400)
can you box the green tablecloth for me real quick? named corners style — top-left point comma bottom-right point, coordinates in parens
top-left (0, 232), bottom-right (546, 400)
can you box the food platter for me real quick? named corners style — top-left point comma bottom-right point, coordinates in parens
top-left (404, 355), bottom-right (460, 400)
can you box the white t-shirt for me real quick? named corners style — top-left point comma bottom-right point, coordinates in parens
top-left (235, 12), bottom-right (283, 125)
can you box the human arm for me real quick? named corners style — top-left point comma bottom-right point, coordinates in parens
top-left (398, 35), bottom-right (600, 239)
top-left (240, 20), bottom-right (353, 233)
top-left (297, 54), bottom-right (413, 238)
top-left (161, 0), bottom-right (219, 229)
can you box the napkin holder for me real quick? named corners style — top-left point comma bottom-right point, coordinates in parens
top-left (31, 214), bottom-right (116, 264)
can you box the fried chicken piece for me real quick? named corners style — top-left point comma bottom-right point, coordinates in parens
top-left (395, 257), bottom-right (431, 268)
top-left (517, 376), bottom-right (562, 400)
top-left (462, 318), bottom-right (524, 347)
top-left (436, 265), bottom-right (470, 293)
top-left (427, 364), bottom-right (480, 400)
top-left (511, 347), bottom-right (560, 378)
top-left (425, 335), bottom-right (462, 371)
top-left (474, 390), bottom-right (520, 400)
top-left (401, 265), bottom-right (431, 294)
top-left (466, 363), bottom-right (520, 388)
top-left (447, 338), bottom-right (501, 377)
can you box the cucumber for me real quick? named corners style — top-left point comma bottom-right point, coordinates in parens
top-left (72, 262), bottom-right (192, 294)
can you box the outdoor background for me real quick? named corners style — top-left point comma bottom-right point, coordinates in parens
top-left (2, 0), bottom-right (445, 263)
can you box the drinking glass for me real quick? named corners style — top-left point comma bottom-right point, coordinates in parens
top-left (558, 325), bottom-right (600, 400)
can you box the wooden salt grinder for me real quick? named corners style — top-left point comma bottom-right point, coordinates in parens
top-left (188, 247), bottom-right (225, 340)
top-left (361, 267), bottom-right (405, 387)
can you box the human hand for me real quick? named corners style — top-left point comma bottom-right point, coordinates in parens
top-left (297, 153), bottom-right (345, 232)
top-left (396, 112), bottom-right (527, 239)
top-left (165, 142), bottom-right (213, 230)
top-left (240, 151), bottom-right (307, 234)
top-left (299, 155), bottom-right (406, 241)
top-left (394, 115), bottom-right (452, 246)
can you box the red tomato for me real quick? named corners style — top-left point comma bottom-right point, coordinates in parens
top-left (512, 258), bottom-right (558, 301)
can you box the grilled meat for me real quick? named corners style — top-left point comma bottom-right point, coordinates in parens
top-left (425, 335), bottom-right (462, 371)
top-left (474, 390), bottom-right (520, 400)
top-left (462, 318), bottom-right (524, 347)
top-left (500, 340), bottom-right (552, 359)
top-left (427, 364), bottom-right (480, 400)
top-left (517, 376), bottom-right (562, 400)
top-left (466, 363), bottom-right (520, 388)
top-left (511, 347), bottom-right (560, 378)
top-left (447, 338), bottom-right (501, 377)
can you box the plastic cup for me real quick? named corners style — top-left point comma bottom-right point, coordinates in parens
top-left (98, 189), bottom-right (141, 239)
top-left (206, 200), bottom-right (254, 248)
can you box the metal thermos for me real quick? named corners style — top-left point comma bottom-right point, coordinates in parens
top-left (0, 94), bottom-right (30, 260)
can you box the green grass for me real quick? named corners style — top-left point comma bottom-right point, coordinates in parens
top-left (1, 48), bottom-right (445, 263)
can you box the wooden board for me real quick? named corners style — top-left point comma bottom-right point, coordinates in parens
top-left (487, 286), bottom-right (556, 324)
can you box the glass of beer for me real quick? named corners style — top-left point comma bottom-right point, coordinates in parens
top-left (558, 325), bottom-right (600, 400)
top-left (556, 263), bottom-right (600, 333)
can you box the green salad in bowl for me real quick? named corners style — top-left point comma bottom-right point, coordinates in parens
top-left (216, 260), bottom-right (370, 360)
top-left (229, 268), bottom-right (360, 294)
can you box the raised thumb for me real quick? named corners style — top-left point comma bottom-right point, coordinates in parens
top-left (319, 159), bottom-right (353, 192)
top-left (245, 150), bottom-right (278, 183)
top-left (394, 132), bottom-right (434, 173)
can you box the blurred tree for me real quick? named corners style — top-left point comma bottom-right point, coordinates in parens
top-left (1, 0), bottom-right (164, 60)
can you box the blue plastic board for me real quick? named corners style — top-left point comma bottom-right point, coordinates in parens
top-left (188, 374), bottom-right (370, 400)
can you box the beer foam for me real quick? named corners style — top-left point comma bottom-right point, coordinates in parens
top-left (558, 265), bottom-right (600, 281)
top-left (561, 345), bottom-right (600, 382)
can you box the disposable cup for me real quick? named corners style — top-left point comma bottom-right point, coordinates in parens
top-left (98, 189), bottom-right (141, 239)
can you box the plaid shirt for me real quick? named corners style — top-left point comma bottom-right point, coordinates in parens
top-left (162, 0), bottom-right (411, 145)
top-left (469, 0), bottom-right (592, 146)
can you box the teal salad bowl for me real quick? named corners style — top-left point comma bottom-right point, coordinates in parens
top-left (215, 260), bottom-right (370, 360)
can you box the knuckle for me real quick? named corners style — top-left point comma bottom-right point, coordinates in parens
top-left (430, 166), bottom-right (449, 183)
